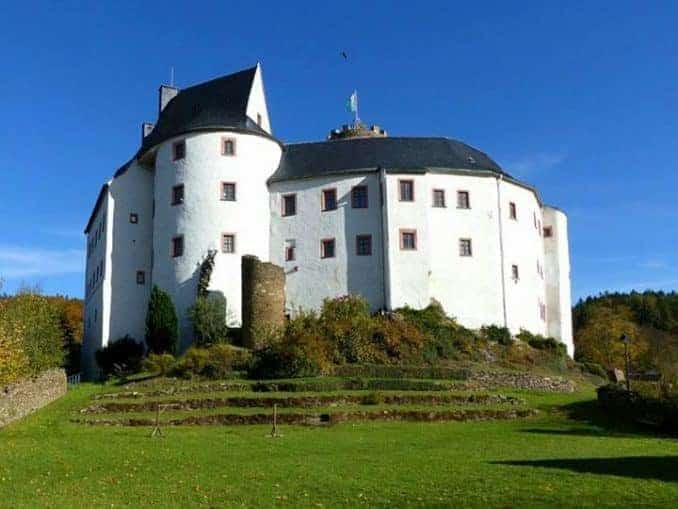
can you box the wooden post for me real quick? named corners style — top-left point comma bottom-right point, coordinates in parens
top-left (151, 402), bottom-right (163, 438)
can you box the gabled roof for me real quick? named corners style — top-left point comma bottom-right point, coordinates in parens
top-left (270, 136), bottom-right (509, 183)
top-left (138, 65), bottom-right (272, 156)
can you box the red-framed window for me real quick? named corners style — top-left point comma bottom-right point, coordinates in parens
top-left (321, 188), bottom-right (337, 211)
top-left (399, 179), bottom-right (414, 202)
top-left (221, 137), bottom-right (236, 156)
top-left (432, 189), bottom-right (446, 208)
top-left (282, 194), bottom-right (297, 216)
top-left (222, 233), bottom-right (236, 254)
top-left (400, 229), bottom-right (417, 250)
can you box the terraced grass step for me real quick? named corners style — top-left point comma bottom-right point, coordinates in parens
top-left (95, 378), bottom-right (466, 400)
top-left (74, 406), bottom-right (538, 427)
top-left (81, 392), bottom-right (524, 414)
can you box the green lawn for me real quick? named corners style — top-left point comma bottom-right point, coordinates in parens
top-left (1, 383), bottom-right (677, 508)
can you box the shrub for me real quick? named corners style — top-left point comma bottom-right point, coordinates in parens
top-left (579, 361), bottom-right (608, 379)
top-left (0, 319), bottom-right (30, 387)
top-left (0, 292), bottom-right (65, 375)
top-left (481, 325), bottom-right (513, 346)
top-left (95, 336), bottom-right (145, 378)
top-left (371, 315), bottom-right (427, 363)
top-left (597, 383), bottom-right (678, 434)
top-left (516, 329), bottom-right (566, 356)
top-left (172, 345), bottom-right (251, 379)
top-left (363, 392), bottom-right (383, 405)
top-left (321, 295), bottom-right (379, 363)
top-left (142, 353), bottom-right (176, 376)
top-left (188, 295), bottom-right (229, 347)
top-left (145, 286), bottom-right (179, 354)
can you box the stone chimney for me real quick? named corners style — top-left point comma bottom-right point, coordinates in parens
top-left (141, 122), bottom-right (154, 143)
top-left (158, 85), bottom-right (179, 115)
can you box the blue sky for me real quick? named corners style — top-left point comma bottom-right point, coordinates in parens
top-left (0, 1), bottom-right (676, 301)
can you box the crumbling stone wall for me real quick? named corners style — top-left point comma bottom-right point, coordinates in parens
top-left (0, 369), bottom-right (67, 427)
top-left (241, 255), bottom-right (285, 348)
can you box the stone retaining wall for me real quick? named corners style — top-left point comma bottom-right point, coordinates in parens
top-left (0, 369), bottom-right (67, 428)
top-left (466, 371), bottom-right (575, 392)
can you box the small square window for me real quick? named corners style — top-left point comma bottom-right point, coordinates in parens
top-left (399, 180), bottom-right (414, 202)
top-left (351, 186), bottom-right (368, 208)
top-left (129, 213), bottom-right (138, 224)
top-left (285, 240), bottom-right (296, 261)
top-left (321, 238), bottom-right (336, 259)
top-left (172, 184), bottom-right (184, 205)
top-left (172, 236), bottom-right (184, 258)
top-left (356, 235), bottom-right (372, 256)
top-left (400, 230), bottom-right (417, 250)
top-left (459, 238), bottom-right (472, 257)
top-left (433, 189), bottom-right (446, 208)
top-left (222, 138), bottom-right (236, 156)
top-left (543, 226), bottom-right (553, 238)
top-left (509, 202), bottom-right (517, 220)
top-left (511, 264), bottom-right (520, 281)
top-left (172, 140), bottom-right (186, 161)
top-left (322, 189), bottom-right (337, 211)
top-left (221, 182), bottom-right (236, 201)
top-left (282, 194), bottom-right (296, 216)
top-left (222, 233), bottom-right (236, 254)
top-left (457, 191), bottom-right (470, 209)
top-left (136, 270), bottom-right (145, 285)
top-left (256, 113), bottom-right (262, 126)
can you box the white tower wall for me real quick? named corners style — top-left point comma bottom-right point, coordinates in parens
top-left (151, 131), bottom-right (282, 349)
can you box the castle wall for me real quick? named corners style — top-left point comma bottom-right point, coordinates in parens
top-left (152, 131), bottom-right (282, 350)
top-left (107, 162), bottom-right (154, 347)
top-left (269, 173), bottom-right (386, 313)
top-left (543, 206), bottom-right (573, 354)
top-left (82, 190), bottom-right (111, 378)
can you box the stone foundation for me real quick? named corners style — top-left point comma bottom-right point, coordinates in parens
top-left (0, 369), bottom-right (67, 427)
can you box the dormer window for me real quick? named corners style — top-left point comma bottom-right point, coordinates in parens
top-left (172, 140), bottom-right (186, 161)
top-left (222, 137), bottom-right (236, 156)
top-left (256, 113), bottom-right (262, 126)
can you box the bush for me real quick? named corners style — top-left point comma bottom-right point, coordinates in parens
top-left (371, 315), bottom-right (427, 363)
top-left (142, 353), bottom-right (176, 376)
top-left (188, 295), bottom-right (229, 347)
top-left (481, 325), bottom-right (513, 346)
top-left (0, 319), bottom-right (30, 387)
top-left (331, 364), bottom-right (471, 380)
top-left (579, 361), bottom-right (608, 379)
top-left (321, 295), bottom-right (379, 364)
top-left (516, 329), bottom-right (566, 357)
top-left (95, 336), bottom-right (145, 378)
top-left (172, 345), bottom-right (251, 379)
top-left (597, 383), bottom-right (678, 434)
top-left (145, 286), bottom-right (179, 354)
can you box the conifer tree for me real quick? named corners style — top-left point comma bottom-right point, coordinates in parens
top-left (145, 286), bottom-right (179, 354)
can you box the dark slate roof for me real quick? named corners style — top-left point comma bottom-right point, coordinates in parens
top-left (138, 66), bottom-right (270, 155)
top-left (270, 137), bottom-right (509, 183)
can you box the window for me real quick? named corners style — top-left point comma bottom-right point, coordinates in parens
top-left (256, 113), bottom-right (262, 126)
top-left (399, 180), bottom-right (414, 202)
top-left (221, 182), bottom-right (236, 201)
top-left (511, 264), bottom-right (519, 281)
top-left (432, 189), bottom-right (446, 208)
top-left (321, 238), bottom-right (336, 258)
top-left (533, 211), bottom-right (538, 229)
top-left (282, 194), bottom-right (296, 216)
top-left (356, 234), bottom-right (372, 256)
top-left (459, 238), bottom-right (473, 257)
top-left (351, 186), bottom-right (368, 208)
top-left (285, 240), bottom-right (296, 261)
top-left (509, 202), bottom-right (517, 220)
top-left (129, 213), bottom-right (138, 224)
top-left (322, 188), bottom-right (337, 211)
top-left (222, 233), bottom-right (236, 254)
top-left (221, 137), bottom-right (236, 156)
top-left (543, 226), bottom-right (553, 238)
top-left (172, 184), bottom-right (184, 205)
top-left (539, 301), bottom-right (546, 321)
top-left (172, 140), bottom-right (186, 161)
top-left (457, 191), bottom-right (470, 209)
top-left (400, 229), bottom-right (417, 250)
top-left (172, 236), bottom-right (184, 258)
top-left (136, 270), bottom-right (145, 285)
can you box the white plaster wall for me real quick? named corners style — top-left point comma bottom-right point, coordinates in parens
top-left (82, 191), bottom-right (112, 377)
top-left (498, 178), bottom-right (548, 336)
top-left (269, 174), bottom-right (385, 312)
top-left (543, 206), bottom-right (573, 354)
top-left (424, 172), bottom-right (504, 328)
top-left (107, 162), bottom-right (154, 346)
top-left (152, 131), bottom-right (282, 349)
top-left (384, 173), bottom-right (431, 310)
top-left (246, 64), bottom-right (272, 133)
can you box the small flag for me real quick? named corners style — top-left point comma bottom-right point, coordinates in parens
top-left (346, 90), bottom-right (358, 114)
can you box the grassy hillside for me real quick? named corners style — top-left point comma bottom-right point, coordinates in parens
top-left (1, 375), bottom-right (677, 508)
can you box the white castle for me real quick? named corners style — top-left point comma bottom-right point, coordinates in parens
top-left (82, 64), bottom-right (572, 375)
